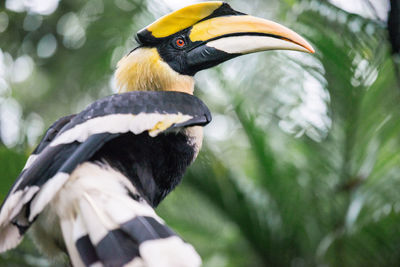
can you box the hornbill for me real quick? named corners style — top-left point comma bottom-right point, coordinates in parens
top-left (0, 2), bottom-right (314, 266)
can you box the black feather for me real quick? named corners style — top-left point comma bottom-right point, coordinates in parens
top-left (95, 230), bottom-right (140, 267)
top-left (91, 131), bottom-right (195, 207)
top-left (76, 235), bottom-right (99, 266)
top-left (121, 216), bottom-right (176, 244)
top-left (0, 91), bottom-right (211, 259)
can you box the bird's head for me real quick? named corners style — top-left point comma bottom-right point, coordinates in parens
top-left (115, 1), bottom-right (314, 94)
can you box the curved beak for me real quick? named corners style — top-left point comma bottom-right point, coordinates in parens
top-left (186, 15), bottom-right (314, 73)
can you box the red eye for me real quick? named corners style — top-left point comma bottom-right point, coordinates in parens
top-left (176, 38), bottom-right (185, 47)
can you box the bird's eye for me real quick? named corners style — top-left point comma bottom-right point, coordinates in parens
top-left (175, 38), bottom-right (186, 48)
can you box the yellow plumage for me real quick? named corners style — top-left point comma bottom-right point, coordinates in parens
top-left (115, 48), bottom-right (194, 94)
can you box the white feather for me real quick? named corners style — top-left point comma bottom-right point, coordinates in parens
top-left (11, 186), bottom-right (40, 220)
top-left (60, 218), bottom-right (85, 267)
top-left (139, 236), bottom-right (202, 267)
top-left (0, 186), bottom-right (39, 227)
top-left (102, 192), bottom-right (161, 225)
top-left (73, 213), bottom-right (87, 240)
top-left (50, 113), bottom-right (193, 146)
top-left (28, 162), bottom-right (201, 265)
top-left (58, 162), bottom-right (158, 222)
top-left (0, 225), bottom-right (22, 253)
top-left (79, 192), bottom-right (116, 245)
top-left (29, 172), bottom-right (69, 221)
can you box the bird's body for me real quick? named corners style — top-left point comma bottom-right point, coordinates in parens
top-left (0, 2), bottom-right (314, 266)
top-left (1, 91), bottom-right (210, 266)
top-left (32, 161), bottom-right (200, 267)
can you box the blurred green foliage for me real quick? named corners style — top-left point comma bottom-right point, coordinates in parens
top-left (1, 0), bottom-right (400, 266)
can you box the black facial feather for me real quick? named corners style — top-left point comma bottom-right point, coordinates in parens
top-left (134, 2), bottom-right (247, 76)
top-left (153, 27), bottom-right (236, 76)
top-left (155, 29), bottom-right (192, 75)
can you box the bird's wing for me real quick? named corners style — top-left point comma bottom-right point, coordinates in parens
top-left (58, 161), bottom-right (201, 267)
top-left (1, 114), bottom-right (76, 205)
top-left (0, 91), bottom-right (211, 254)
top-left (33, 114), bottom-right (77, 155)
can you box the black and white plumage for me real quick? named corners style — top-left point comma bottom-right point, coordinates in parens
top-left (0, 91), bottom-right (211, 267)
top-left (0, 1), bottom-right (316, 266)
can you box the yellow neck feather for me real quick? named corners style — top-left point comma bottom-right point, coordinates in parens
top-left (115, 48), bottom-right (195, 95)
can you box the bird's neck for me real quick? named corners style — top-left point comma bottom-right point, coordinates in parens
top-left (115, 47), bottom-right (195, 94)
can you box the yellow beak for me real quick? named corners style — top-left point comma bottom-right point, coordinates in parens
top-left (189, 15), bottom-right (314, 54)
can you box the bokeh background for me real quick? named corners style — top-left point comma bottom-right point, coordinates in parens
top-left (1, 0), bottom-right (400, 266)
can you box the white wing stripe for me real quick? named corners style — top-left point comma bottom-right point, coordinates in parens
top-left (51, 113), bottom-right (193, 147)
